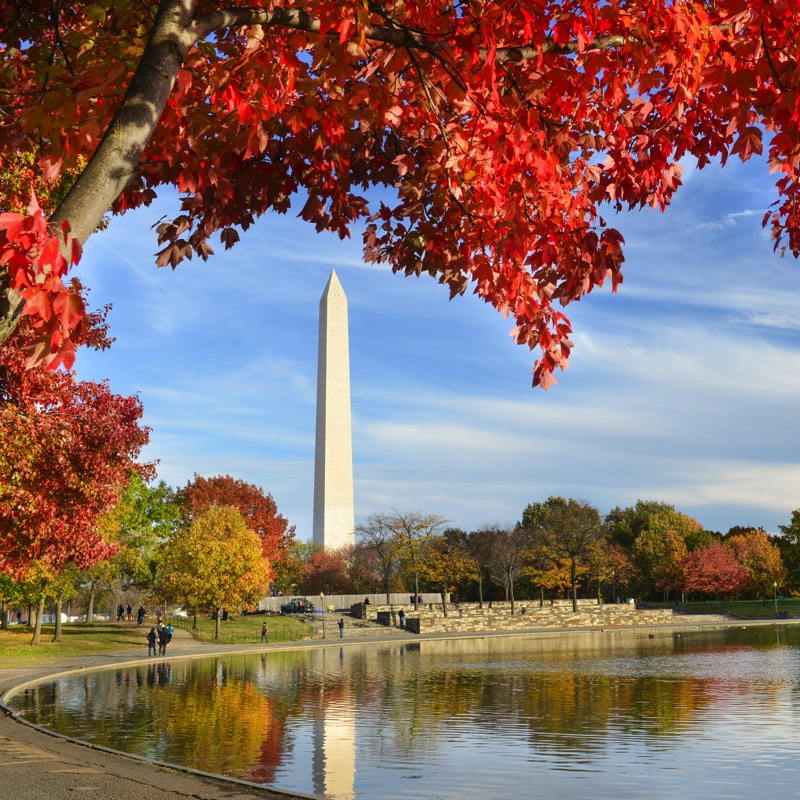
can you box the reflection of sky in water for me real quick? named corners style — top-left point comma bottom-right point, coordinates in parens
top-left (9, 627), bottom-right (800, 800)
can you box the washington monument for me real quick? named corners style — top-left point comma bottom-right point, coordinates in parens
top-left (313, 270), bottom-right (355, 551)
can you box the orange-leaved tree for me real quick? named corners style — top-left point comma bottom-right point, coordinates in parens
top-left (2, 1), bottom-right (800, 385)
top-left (176, 473), bottom-right (295, 571)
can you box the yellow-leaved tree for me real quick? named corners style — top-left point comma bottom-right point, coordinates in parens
top-left (157, 505), bottom-right (271, 639)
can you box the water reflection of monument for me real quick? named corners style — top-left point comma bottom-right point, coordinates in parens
top-left (312, 648), bottom-right (356, 800)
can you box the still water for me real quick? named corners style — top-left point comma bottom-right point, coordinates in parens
top-left (9, 626), bottom-right (800, 800)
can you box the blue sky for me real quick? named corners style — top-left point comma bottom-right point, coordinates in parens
top-left (70, 155), bottom-right (800, 541)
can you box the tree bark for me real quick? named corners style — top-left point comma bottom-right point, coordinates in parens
top-left (86, 585), bottom-right (96, 625)
top-left (30, 597), bottom-right (45, 646)
top-left (52, 596), bottom-right (63, 642)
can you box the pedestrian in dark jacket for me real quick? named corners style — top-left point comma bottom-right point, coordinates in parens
top-left (158, 625), bottom-right (170, 656)
top-left (147, 628), bottom-right (157, 656)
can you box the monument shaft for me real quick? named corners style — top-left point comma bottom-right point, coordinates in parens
top-left (313, 270), bottom-right (355, 550)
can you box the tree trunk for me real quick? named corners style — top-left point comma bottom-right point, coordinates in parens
top-left (214, 607), bottom-right (222, 640)
top-left (86, 585), bottom-right (96, 625)
top-left (0, 0), bottom-right (205, 345)
top-left (0, 600), bottom-right (6, 631)
top-left (440, 591), bottom-right (447, 617)
top-left (30, 597), bottom-right (45, 646)
top-left (52, 596), bottom-right (63, 642)
top-left (571, 559), bottom-right (578, 612)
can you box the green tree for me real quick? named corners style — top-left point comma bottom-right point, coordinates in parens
top-left (86, 474), bottom-right (180, 622)
top-left (777, 510), bottom-right (800, 595)
top-left (156, 505), bottom-right (271, 639)
top-left (522, 497), bottom-right (604, 612)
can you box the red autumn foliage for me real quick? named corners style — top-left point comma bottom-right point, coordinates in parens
top-left (0, 306), bottom-right (153, 580)
top-left (175, 473), bottom-right (295, 567)
top-left (683, 540), bottom-right (748, 597)
top-left (3, 2), bottom-right (800, 386)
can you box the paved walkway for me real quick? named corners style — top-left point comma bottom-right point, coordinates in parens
top-left (1, 616), bottom-right (798, 800)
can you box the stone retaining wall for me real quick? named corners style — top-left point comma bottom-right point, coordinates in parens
top-left (362, 600), bottom-right (706, 634)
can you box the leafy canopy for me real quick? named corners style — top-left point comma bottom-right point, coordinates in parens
top-left (2, 1), bottom-right (800, 385)
top-left (0, 307), bottom-right (152, 580)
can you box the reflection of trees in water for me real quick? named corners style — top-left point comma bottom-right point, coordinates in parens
top-left (358, 631), bottom-right (796, 760)
top-left (14, 627), bottom-right (800, 785)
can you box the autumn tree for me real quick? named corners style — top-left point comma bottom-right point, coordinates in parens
top-left (340, 542), bottom-right (382, 596)
top-left (617, 502), bottom-right (703, 600)
top-left (631, 527), bottom-right (688, 602)
top-left (683, 540), bottom-right (748, 602)
top-left (726, 529), bottom-right (786, 602)
top-left (156, 505), bottom-right (271, 639)
top-left (176, 474), bottom-right (295, 569)
top-left (522, 497), bottom-right (604, 611)
top-left (270, 540), bottom-right (306, 597)
top-left (419, 529), bottom-right (478, 616)
top-left (299, 547), bottom-right (350, 595)
top-left (0, 307), bottom-right (152, 582)
top-left (357, 512), bottom-right (403, 603)
top-left (479, 525), bottom-right (533, 615)
top-left (390, 511), bottom-right (448, 609)
top-left (4, 2), bottom-right (800, 387)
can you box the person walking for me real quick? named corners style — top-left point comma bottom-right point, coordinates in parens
top-left (137, 606), bottom-right (146, 625)
top-left (147, 627), bottom-right (157, 657)
top-left (117, 604), bottom-right (125, 621)
top-left (337, 618), bottom-right (345, 639)
top-left (261, 622), bottom-right (269, 643)
top-left (399, 609), bottom-right (406, 629)
top-left (158, 624), bottom-right (170, 656)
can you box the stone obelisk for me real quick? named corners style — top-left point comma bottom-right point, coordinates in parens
top-left (313, 270), bottom-right (355, 551)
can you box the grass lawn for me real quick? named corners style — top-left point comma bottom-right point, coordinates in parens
top-left (170, 612), bottom-right (313, 645)
top-left (660, 599), bottom-right (800, 619)
top-left (0, 623), bottom-right (145, 663)
top-left (0, 613), bottom-right (314, 664)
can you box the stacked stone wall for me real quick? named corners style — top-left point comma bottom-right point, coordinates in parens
top-left (365, 600), bottom-right (707, 634)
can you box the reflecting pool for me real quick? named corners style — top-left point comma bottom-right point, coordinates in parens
top-left (9, 626), bottom-right (800, 800)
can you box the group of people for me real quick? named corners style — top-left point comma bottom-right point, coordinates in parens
top-left (117, 604), bottom-right (148, 625)
top-left (147, 622), bottom-right (173, 657)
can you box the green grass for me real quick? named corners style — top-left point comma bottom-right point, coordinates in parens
top-left (0, 613), bottom-right (314, 664)
top-left (651, 599), bottom-right (800, 619)
top-left (0, 623), bottom-right (145, 663)
top-left (170, 612), bottom-right (313, 644)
